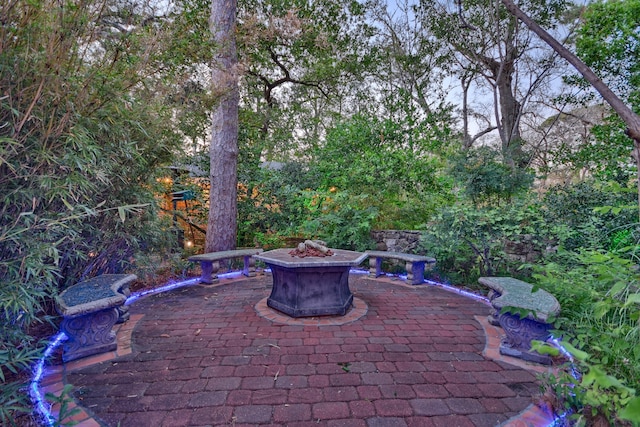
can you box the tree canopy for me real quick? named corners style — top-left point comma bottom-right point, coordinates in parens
top-left (3, 0), bottom-right (640, 424)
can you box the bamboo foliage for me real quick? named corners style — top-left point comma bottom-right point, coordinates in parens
top-left (0, 0), bottom-right (209, 422)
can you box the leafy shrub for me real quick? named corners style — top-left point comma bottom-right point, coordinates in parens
top-left (541, 181), bottom-right (637, 251)
top-left (0, 0), bottom-right (205, 421)
top-left (417, 198), bottom-right (545, 286)
top-left (532, 250), bottom-right (640, 424)
top-left (300, 191), bottom-right (378, 251)
top-left (310, 114), bottom-right (453, 230)
top-left (236, 164), bottom-right (312, 247)
top-left (449, 147), bottom-right (534, 206)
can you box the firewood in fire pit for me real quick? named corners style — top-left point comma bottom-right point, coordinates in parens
top-left (289, 240), bottom-right (334, 257)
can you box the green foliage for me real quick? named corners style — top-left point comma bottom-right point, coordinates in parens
top-left (235, 111), bottom-right (455, 248)
top-left (311, 113), bottom-right (454, 229)
top-left (236, 164), bottom-right (311, 247)
top-left (532, 250), bottom-right (640, 423)
top-left (449, 147), bottom-right (534, 206)
top-left (576, 0), bottom-right (640, 108)
top-left (0, 375), bottom-right (35, 425)
top-left (0, 0), bottom-right (208, 418)
top-left (237, 0), bottom-right (377, 157)
top-left (46, 384), bottom-right (81, 427)
top-left (566, 113), bottom-right (639, 182)
top-left (565, 0), bottom-right (640, 182)
top-left (418, 197), bottom-right (545, 285)
top-left (541, 181), bottom-right (637, 251)
top-left (300, 191), bottom-right (378, 251)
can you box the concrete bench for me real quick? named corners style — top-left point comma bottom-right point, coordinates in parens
top-left (479, 276), bottom-right (560, 364)
top-left (188, 248), bottom-right (263, 284)
top-left (56, 274), bottom-right (136, 362)
top-left (365, 250), bottom-right (436, 285)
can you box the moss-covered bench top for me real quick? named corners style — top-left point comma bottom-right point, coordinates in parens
top-left (479, 276), bottom-right (560, 322)
top-left (56, 274), bottom-right (137, 318)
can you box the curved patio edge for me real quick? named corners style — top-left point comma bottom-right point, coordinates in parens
top-left (36, 274), bottom-right (559, 427)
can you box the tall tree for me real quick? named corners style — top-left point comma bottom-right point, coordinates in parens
top-left (206, 0), bottom-right (239, 251)
top-left (500, 0), bottom-right (640, 216)
top-left (417, 0), bottom-right (566, 168)
top-left (367, 0), bottom-right (453, 122)
top-left (237, 0), bottom-right (375, 158)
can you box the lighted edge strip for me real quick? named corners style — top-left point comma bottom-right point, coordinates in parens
top-left (30, 270), bottom-right (574, 426)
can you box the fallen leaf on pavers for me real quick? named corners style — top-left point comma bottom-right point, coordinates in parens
top-left (195, 329), bottom-right (201, 335)
top-left (338, 362), bottom-right (351, 372)
top-left (160, 334), bottom-right (170, 337)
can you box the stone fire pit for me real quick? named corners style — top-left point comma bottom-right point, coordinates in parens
top-left (255, 243), bottom-right (367, 318)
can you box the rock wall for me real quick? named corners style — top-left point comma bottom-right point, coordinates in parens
top-left (370, 230), bottom-right (423, 253)
top-left (504, 234), bottom-right (557, 263)
top-left (372, 230), bottom-right (549, 264)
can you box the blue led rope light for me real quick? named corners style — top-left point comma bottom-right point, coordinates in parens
top-left (30, 274), bottom-right (218, 425)
top-left (31, 269), bottom-right (576, 426)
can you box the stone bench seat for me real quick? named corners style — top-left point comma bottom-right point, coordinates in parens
top-left (479, 276), bottom-right (560, 364)
top-left (189, 248), bottom-right (263, 284)
top-left (365, 250), bottom-right (436, 285)
top-left (56, 274), bottom-right (136, 362)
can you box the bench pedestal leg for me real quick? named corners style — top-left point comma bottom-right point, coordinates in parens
top-left (498, 312), bottom-right (553, 365)
top-left (116, 284), bottom-right (131, 324)
top-left (486, 290), bottom-right (501, 326)
top-left (60, 308), bottom-right (119, 362)
top-left (243, 255), bottom-right (257, 277)
top-left (369, 257), bottom-right (383, 278)
top-left (200, 261), bottom-right (220, 284)
top-left (406, 261), bottom-right (425, 285)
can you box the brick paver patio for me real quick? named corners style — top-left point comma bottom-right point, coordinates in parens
top-left (41, 273), bottom-right (556, 426)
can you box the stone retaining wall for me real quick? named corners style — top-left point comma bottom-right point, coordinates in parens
top-left (370, 230), bottom-right (422, 253)
top-left (372, 230), bottom-right (548, 264)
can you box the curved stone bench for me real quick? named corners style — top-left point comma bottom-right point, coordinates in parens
top-left (56, 274), bottom-right (136, 362)
top-left (189, 248), bottom-right (263, 284)
top-left (365, 251), bottom-right (436, 285)
top-left (479, 276), bottom-right (560, 365)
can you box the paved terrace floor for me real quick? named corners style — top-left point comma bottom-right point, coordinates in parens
top-left (41, 273), bottom-right (556, 427)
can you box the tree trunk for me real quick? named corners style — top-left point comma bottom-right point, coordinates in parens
top-left (495, 67), bottom-right (525, 167)
top-left (501, 0), bottom-right (640, 218)
top-left (206, 0), bottom-right (239, 252)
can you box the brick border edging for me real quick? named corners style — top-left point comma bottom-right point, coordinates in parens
top-left (39, 313), bottom-right (144, 426)
top-left (475, 315), bottom-right (557, 426)
top-left (254, 297), bottom-right (368, 326)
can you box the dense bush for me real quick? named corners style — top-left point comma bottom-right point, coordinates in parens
top-left (234, 113), bottom-right (455, 248)
top-left (532, 250), bottom-right (640, 425)
top-left (299, 191), bottom-right (378, 251)
top-left (541, 181), bottom-right (637, 252)
top-left (311, 114), bottom-right (454, 230)
top-left (449, 147), bottom-right (534, 206)
top-left (418, 197), bottom-right (546, 286)
top-left (0, 0), bottom-right (210, 422)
